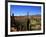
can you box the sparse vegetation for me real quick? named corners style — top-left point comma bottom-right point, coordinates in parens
top-left (11, 15), bottom-right (41, 32)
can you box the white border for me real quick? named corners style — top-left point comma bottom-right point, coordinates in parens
top-left (8, 2), bottom-right (43, 35)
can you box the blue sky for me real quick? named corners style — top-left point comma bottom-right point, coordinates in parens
top-left (10, 5), bottom-right (41, 16)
